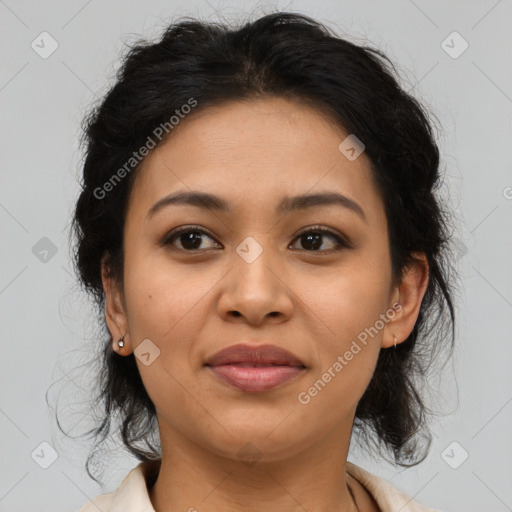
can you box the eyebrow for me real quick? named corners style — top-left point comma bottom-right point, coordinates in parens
top-left (146, 190), bottom-right (367, 223)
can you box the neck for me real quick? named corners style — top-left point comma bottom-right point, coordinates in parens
top-left (148, 420), bottom-right (359, 512)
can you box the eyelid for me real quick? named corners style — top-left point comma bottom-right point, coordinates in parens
top-left (161, 224), bottom-right (352, 251)
top-left (294, 224), bottom-right (348, 241)
top-left (291, 224), bottom-right (352, 250)
top-left (160, 225), bottom-right (219, 247)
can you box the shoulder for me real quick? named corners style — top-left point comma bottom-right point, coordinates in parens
top-left (346, 461), bottom-right (442, 512)
top-left (78, 491), bottom-right (115, 512)
top-left (77, 460), bottom-right (160, 512)
top-left (79, 459), bottom-right (440, 512)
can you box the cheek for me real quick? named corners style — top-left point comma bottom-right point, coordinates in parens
top-left (123, 251), bottom-right (211, 341)
top-left (300, 256), bottom-right (391, 342)
top-left (122, 254), bottom-right (213, 412)
top-left (295, 270), bottom-right (385, 420)
top-left (293, 252), bottom-right (390, 402)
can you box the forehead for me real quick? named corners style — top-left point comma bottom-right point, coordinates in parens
top-left (128, 96), bottom-right (383, 222)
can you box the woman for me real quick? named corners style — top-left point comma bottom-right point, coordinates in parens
top-left (72, 11), bottom-right (455, 512)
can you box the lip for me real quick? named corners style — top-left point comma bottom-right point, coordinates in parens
top-left (205, 343), bottom-right (305, 367)
top-left (204, 343), bottom-right (306, 392)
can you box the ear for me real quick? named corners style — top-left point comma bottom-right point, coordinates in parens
top-left (101, 253), bottom-right (132, 354)
top-left (382, 252), bottom-right (429, 349)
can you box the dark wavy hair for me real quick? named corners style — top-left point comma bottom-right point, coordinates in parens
top-left (65, 11), bottom-right (457, 484)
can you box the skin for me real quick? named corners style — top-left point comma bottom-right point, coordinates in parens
top-left (101, 96), bottom-right (429, 512)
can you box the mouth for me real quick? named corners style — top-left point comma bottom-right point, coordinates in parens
top-left (204, 343), bottom-right (307, 392)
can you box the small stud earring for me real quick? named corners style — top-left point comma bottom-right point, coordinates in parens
top-left (117, 334), bottom-right (125, 350)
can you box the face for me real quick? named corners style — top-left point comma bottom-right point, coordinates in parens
top-left (103, 96), bottom-right (427, 464)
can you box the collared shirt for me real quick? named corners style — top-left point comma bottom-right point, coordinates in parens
top-left (78, 460), bottom-right (441, 512)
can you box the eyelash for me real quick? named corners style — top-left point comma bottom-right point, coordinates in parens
top-left (161, 224), bottom-right (352, 253)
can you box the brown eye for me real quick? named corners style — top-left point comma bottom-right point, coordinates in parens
top-left (161, 225), bottom-right (351, 253)
top-left (162, 226), bottom-right (220, 251)
top-left (290, 227), bottom-right (351, 252)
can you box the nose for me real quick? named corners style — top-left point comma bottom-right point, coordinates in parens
top-left (217, 245), bottom-right (294, 325)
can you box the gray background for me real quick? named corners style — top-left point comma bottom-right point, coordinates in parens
top-left (1, 1), bottom-right (511, 511)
